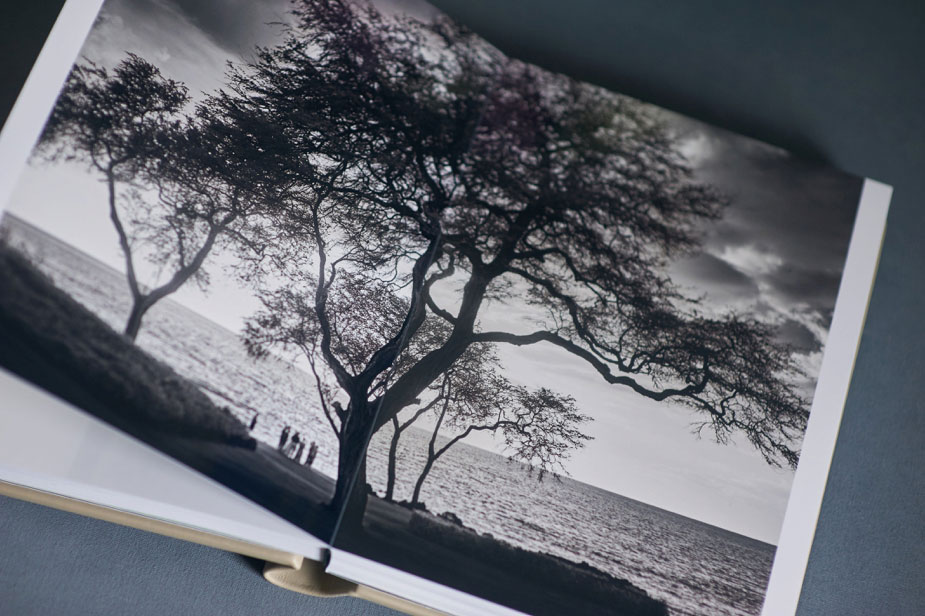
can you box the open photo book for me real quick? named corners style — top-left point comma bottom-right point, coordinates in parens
top-left (0, 1), bottom-right (892, 615)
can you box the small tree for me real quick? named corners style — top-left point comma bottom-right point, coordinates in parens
top-left (37, 55), bottom-right (285, 339)
top-left (393, 344), bottom-right (591, 506)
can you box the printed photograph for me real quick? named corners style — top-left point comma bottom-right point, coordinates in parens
top-left (0, 0), bottom-right (863, 614)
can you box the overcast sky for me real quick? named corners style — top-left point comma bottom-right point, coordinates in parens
top-left (1, 0), bottom-right (862, 543)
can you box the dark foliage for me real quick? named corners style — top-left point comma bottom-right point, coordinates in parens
top-left (229, 0), bottom-right (810, 512)
top-left (30, 0), bottom-right (811, 517)
top-left (36, 55), bottom-right (289, 340)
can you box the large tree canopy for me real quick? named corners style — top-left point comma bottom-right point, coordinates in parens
top-left (213, 0), bottom-right (808, 510)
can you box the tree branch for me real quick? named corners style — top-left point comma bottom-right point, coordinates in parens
top-left (308, 185), bottom-right (354, 391)
top-left (307, 350), bottom-right (340, 438)
top-left (473, 329), bottom-right (709, 402)
top-left (356, 230), bottom-right (443, 389)
top-left (106, 167), bottom-right (143, 303)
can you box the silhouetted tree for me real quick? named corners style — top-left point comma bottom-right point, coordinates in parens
top-left (219, 0), bottom-right (809, 516)
top-left (37, 55), bottom-right (287, 339)
top-left (245, 275), bottom-right (591, 504)
top-left (399, 345), bottom-right (591, 506)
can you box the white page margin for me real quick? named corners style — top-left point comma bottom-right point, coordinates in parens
top-left (0, 0), bottom-right (104, 212)
top-left (761, 178), bottom-right (892, 615)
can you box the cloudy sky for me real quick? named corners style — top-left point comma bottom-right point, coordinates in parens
top-left (2, 0), bottom-right (862, 543)
top-left (453, 126), bottom-right (861, 542)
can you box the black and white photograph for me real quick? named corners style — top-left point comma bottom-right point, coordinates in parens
top-left (0, 0), bottom-right (869, 615)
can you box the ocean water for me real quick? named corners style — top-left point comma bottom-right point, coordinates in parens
top-left (367, 427), bottom-right (776, 616)
top-left (4, 214), bottom-right (776, 616)
top-left (1, 215), bottom-right (342, 478)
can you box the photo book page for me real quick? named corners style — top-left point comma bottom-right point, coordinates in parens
top-left (0, 1), bottom-right (891, 615)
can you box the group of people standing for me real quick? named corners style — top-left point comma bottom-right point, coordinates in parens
top-left (248, 414), bottom-right (319, 468)
top-left (277, 425), bottom-right (318, 468)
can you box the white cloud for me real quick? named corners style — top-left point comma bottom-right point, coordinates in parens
top-left (716, 244), bottom-right (784, 277)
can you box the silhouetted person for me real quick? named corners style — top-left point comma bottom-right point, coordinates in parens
top-left (295, 440), bottom-right (305, 462)
top-left (278, 426), bottom-right (291, 450)
top-left (306, 441), bottom-right (319, 468)
top-left (285, 433), bottom-right (301, 459)
top-left (249, 414), bottom-right (258, 431)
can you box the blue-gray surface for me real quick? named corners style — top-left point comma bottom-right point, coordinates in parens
top-left (0, 495), bottom-right (398, 615)
top-left (1, 1), bottom-right (923, 615)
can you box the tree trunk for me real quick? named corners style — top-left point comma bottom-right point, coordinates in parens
top-left (329, 398), bottom-right (374, 530)
top-left (411, 456), bottom-right (435, 506)
top-left (123, 296), bottom-right (151, 341)
top-left (118, 219), bottom-right (228, 342)
top-left (374, 327), bottom-right (481, 432)
top-left (384, 418), bottom-right (401, 501)
top-left (333, 452), bottom-right (369, 534)
top-left (411, 401), bottom-right (447, 506)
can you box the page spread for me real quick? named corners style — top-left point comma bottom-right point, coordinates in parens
top-left (0, 1), bottom-right (890, 615)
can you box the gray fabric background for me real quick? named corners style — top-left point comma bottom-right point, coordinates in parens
top-left (1, 1), bottom-right (922, 614)
top-left (0, 495), bottom-right (395, 615)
